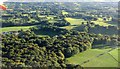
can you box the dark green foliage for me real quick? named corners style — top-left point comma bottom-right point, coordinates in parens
top-left (2, 2), bottom-right (118, 68)
top-left (31, 25), bottom-right (69, 36)
top-left (2, 30), bottom-right (92, 67)
top-left (74, 22), bottom-right (118, 35)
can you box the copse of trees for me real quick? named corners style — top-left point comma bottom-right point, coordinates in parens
top-left (64, 13), bottom-right (98, 21)
top-left (2, 30), bottom-right (92, 68)
top-left (74, 22), bottom-right (118, 35)
top-left (31, 25), bottom-right (69, 36)
top-left (2, 14), bottom-right (70, 27)
top-left (89, 33), bottom-right (118, 48)
top-left (53, 19), bottom-right (70, 27)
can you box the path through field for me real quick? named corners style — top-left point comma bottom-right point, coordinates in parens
top-left (80, 48), bottom-right (117, 66)
top-left (67, 48), bottom-right (119, 67)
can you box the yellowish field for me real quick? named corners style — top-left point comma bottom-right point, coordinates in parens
top-left (60, 25), bottom-right (77, 30)
top-left (62, 10), bottom-right (69, 15)
top-left (0, 26), bottom-right (34, 33)
top-left (61, 18), bottom-right (86, 30)
top-left (65, 17), bottom-right (113, 27)
top-left (67, 48), bottom-right (118, 67)
top-left (65, 18), bottom-right (86, 25)
top-left (47, 15), bottom-right (56, 20)
top-left (91, 18), bottom-right (113, 26)
top-left (74, 3), bottom-right (80, 6)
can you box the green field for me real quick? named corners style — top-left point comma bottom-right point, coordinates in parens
top-left (109, 48), bottom-right (119, 62)
top-left (0, 26), bottom-right (34, 33)
top-left (65, 18), bottom-right (86, 26)
top-left (83, 53), bottom-right (118, 67)
top-left (67, 48), bottom-right (118, 67)
top-left (62, 10), bottom-right (69, 15)
top-left (61, 18), bottom-right (86, 30)
top-left (48, 20), bottom-right (58, 23)
top-left (65, 17), bottom-right (113, 27)
top-left (91, 18), bottom-right (113, 26)
top-left (63, 17), bottom-right (113, 30)
top-left (60, 25), bottom-right (77, 30)
top-left (47, 15), bottom-right (56, 20)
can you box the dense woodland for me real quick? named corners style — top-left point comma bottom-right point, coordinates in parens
top-left (1, 2), bottom-right (119, 68)
top-left (2, 30), bottom-right (92, 68)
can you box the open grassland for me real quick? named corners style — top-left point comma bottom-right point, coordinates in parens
top-left (61, 18), bottom-right (86, 30)
top-left (60, 25), bottom-right (77, 30)
top-left (65, 18), bottom-right (86, 26)
top-left (67, 49), bottom-right (107, 64)
top-left (83, 53), bottom-right (118, 67)
top-left (74, 3), bottom-right (80, 6)
top-left (67, 48), bottom-right (118, 67)
top-left (91, 18), bottom-right (113, 26)
top-left (63, 17), bottom-right (113, 30)
top-left (0, 26), bottom-right (34, 33)
top-left (62, 10), bottom-right (69, 15)
top-left (47, 15), bottom-right (56, 20)
top-left (109, 48), bottom-right (119, 62)
top-left (0, 26), bottom-right (49, 37)
top-left (48, 20), bottom-right (58, 23)
top-left (63, 17), bottom-right (114, 30)
top-left (65, 17), bottom-right (114, 27)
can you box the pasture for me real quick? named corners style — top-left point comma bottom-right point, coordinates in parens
top-left (65, 17), bottom-right (114, 27)
top-left (60, 25), bottom-right (77, 30)
top-left (62, 10), bottom-right (69, 15)
top-left (65, 18), bottom-right (86, 26)
top-left (0, 26), bottom-right (34, 33)
top-left (109, 48), bottom-right (119, 62)
top-left (91, 18), bottom-right (113, 26)
top-left (67, 48), bottom-right (118, 67)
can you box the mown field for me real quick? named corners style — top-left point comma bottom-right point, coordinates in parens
top-left (61, 17), bottom-right (114, 30)
top-left (109, 48), bottom-right (119, 62)
top-left (91, 18), bottom-right (113, 26)
top-left (65, 17), bottom-right (114, 26)
top-left (60, 18), bottom-right (86, 30)
top-left (0, 26), bottom-right (34, 33)
top-left (60, 25), bottom-right (77, 30)
top-left (65, 18), bottom-right (86, 26)
top-left (67, 48), bottom-right (119, 67)
top-left (62, 10), bottom-right (69, 15)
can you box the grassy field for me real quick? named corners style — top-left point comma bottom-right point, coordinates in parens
top-left (74, 3), bottom-right (80, 6)
top-left (65, 17), bottom-right (113, 27)
top-left (61, 18), bottom-right (86, 30)
top-left (91, 18), bottom-right (113, 26)
top-left (109, 48), bottom-right (119, 62)
top-left (60, 25), bottom-right (77, 30)
top-left (62, 17), bottom-right (112, 30)
top-left (0, 26), bottom-right (34, 33)
top-left (83, 53), bottom-right (118, 67)
top-left (65, 18), bottom-right (86, 26)
top-left (67, 48), bottom-right (118, 67)
top-left (0, 26), bottom-right (52, 37)
top-left (63, 17), bottom-right (114, 30)
top-left (47, 15), bottom-right (56, 20)
top-left (62, 10), bottom-right (69, 15)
